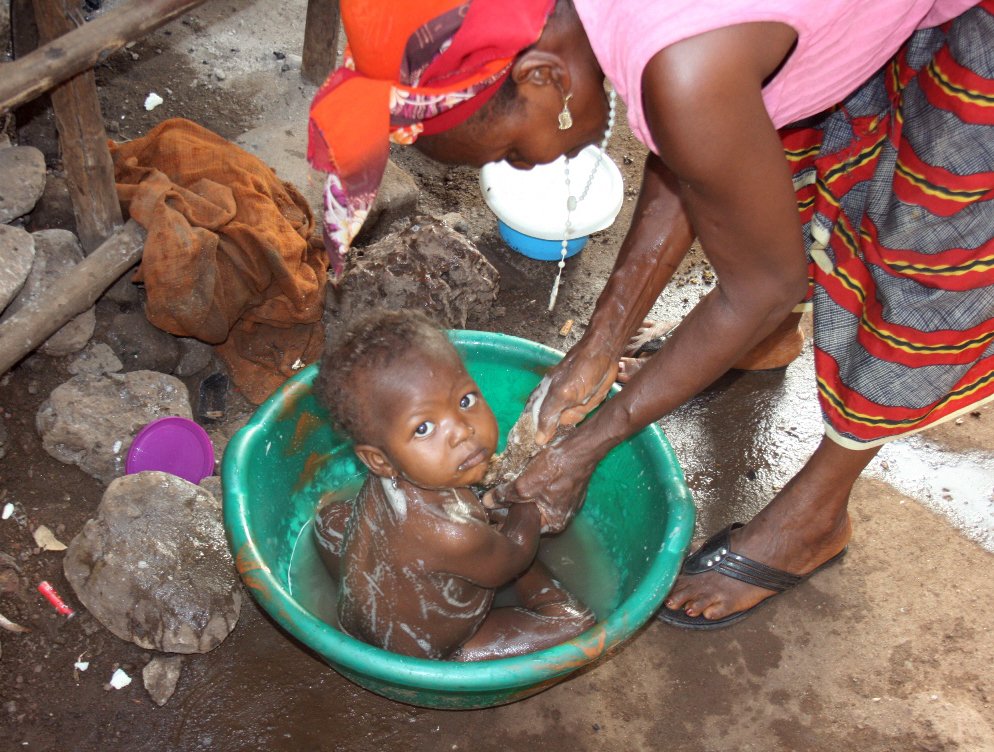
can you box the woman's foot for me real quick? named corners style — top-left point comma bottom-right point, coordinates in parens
top-left (624, 319), bottom-right (678, 358)
top-left (662, 437), bottom-right (880, 625)
top-left (731, 311), bottom-right (805, 371)
top-left (661, 513), bottom-right (852, 623)
top-left (617, 312), bottom-right (805, 383)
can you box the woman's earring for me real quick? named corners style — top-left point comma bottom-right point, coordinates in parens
top-left (558, 93), bottom-right (574, 130)
top-left (391, 476), bottom-right (399, 490)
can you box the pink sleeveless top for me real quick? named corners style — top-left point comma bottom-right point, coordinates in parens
top-left (573, 0), bottom-right (980, 151)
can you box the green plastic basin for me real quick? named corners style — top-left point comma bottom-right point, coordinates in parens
top-left (222, 330), bottom-right (693, 709)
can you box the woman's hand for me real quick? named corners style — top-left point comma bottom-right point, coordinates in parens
top-left (533, 338), bottom-right (618, 445)
top-left (490, 431), bottom-right (602, 534)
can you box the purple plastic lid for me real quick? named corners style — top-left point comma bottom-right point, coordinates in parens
top-left (125, 416), bottom-right (216, 484)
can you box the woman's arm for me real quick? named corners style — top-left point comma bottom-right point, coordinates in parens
top-left (502, 22), bottom-right (806, 508)
top-left (534, 153), bottom-right (695, 443)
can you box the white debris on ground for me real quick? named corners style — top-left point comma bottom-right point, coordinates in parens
top-left (144, 92), bottom-right (164, 111)
top-left (109, 668), bottom-right (131, 690)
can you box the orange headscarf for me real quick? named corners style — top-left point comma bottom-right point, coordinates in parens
top-left (307, 0), bottom-right (555, 275)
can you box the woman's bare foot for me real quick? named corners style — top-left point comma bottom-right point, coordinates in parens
top-left (624, 318), bottom-right (679, 358)
top-left (662, 437), bottom-right (880, 625)
top-left (732, 311), bottom-right (805, 371)
top-left (618, 313), bottom-right (805, 383)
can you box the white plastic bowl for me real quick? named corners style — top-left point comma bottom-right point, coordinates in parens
top-left (480, 145), bottom-right (624, 260)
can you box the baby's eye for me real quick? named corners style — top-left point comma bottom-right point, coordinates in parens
top-left (460, 392), bottom-right (478, 409)
top-left (414, 421), bottom-right (435, 438)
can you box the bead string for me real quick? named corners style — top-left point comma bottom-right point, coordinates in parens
top-left (548, 87), bottom-right (617, 311)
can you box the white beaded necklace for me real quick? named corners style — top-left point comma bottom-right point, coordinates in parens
top-left (548, 87), bottom-right (618, 311)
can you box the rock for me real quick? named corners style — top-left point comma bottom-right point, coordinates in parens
top-left (101, 266), bottom-right (142, 306)
top-left (0, 146), bottom-right (47, 223)
top-left (175, 338), bottom-right (214, 378)
top-left (63, 472), bottom-right (241, 653)
top-left (24, 173), bottom-right (75, 234)
top-left (68, 342), bottom-right (123, 377)
top-left (0, 567), bottom-right (19, 596)
top-left (0, 224), bottom-right (35, 311)
top-left (143, 655), bottom-right (183, 706)
top-left (105, 311), bottom-right (181, 374)
top-left (1, 230), bottom-right (95, 356)
top-left (198, 475), bottom-right (222, 501)
top-left (328, 217), bottom-right (499, 332)
top-left (355, 160), bottom-right (419, 244)
top-left (36, 370), bottom-right (192, 483)
top-left (440, 212), bottom-right (471, 236)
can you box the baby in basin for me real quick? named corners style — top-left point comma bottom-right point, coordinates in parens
top-left (312, 309), bottom-right (594, 661)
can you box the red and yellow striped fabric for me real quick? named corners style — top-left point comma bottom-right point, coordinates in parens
top-left (780, 0), bottom-right (994, 447)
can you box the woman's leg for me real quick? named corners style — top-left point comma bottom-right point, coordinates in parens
top-left (663, 436), bottom-right (879, 622)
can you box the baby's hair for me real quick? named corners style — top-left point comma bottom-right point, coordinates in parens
top-left (315, 309), bottom-right (455, 444)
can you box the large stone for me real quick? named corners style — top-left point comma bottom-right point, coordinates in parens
top-left (0, 145), bottom-right (47, 223)
top-left (63, 472), bottom-right (241, 653)
top-left (68, 342), bottom-right (123, 377)
top-left (0, 224), bottom-right (35, 311)
top-left (101, 265), bottom-right (142, 306)
top-left (328, 217), bottom-right (499, 332)
top-left (1, 229), bottom-right (95, 356)
top-left (25, 173), bottom-right (76, 235)
top-left (175, 337), bottom-right (214, 378)
top-left (36, 370), bottom-right (193, 483)
top-left (105, 310), bottom-right (181, 374)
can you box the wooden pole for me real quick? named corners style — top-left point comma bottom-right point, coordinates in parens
top-left (0, 0), bottom-right (208, 114)
top-left (301, 0), bottom-right (340, 86)
top-left (0, 219), bottom-right (145, 375)
top-left (32, 0), bottom-right (122, 252)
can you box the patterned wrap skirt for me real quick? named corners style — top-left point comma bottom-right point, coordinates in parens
top-left (781, 0), bottom-right (994, 448)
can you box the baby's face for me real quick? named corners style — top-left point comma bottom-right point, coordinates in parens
top-left (365, 346), bottom-right (499, 488)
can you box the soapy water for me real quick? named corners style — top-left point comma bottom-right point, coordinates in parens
top-left (287, 507), bottom-right (621, 631)
top-left (868, 435), bottom-right (994, 552)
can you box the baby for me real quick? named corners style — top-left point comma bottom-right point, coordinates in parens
top-left (312, 309), bottom-right (594, 661)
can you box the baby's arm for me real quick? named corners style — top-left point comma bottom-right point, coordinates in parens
top-left (429, 499), bottom-right (541, 588)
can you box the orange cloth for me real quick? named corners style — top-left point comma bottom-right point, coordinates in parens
top-left (111, 118), bottom-right (328, 404)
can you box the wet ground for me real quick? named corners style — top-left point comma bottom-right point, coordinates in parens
top-left (2, 2), bottom-right (994, 750)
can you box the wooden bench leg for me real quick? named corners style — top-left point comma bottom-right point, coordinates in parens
top-left (31, 0), bottom-right (122, 253)
top-left (302, 0), bottom-right (340, 86)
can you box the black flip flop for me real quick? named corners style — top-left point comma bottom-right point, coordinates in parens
top-left (657, 523), bottom-right (847, 630)
top-left (630, 336), bottom-right (666, 359)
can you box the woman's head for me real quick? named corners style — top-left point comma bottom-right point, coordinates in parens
top-left (415, 2), bottom-right (611, 170)
top-left (316, 309), bottom-right (499, 488)
top-left (307, 0), bottom-right (607, 270)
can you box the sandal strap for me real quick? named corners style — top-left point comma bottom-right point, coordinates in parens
top-left (682, 523), bottom-right (802, 593)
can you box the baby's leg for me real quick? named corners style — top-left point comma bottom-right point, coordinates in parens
top-left (313, 499), bottom-right (351, 581)
top-left (451, 561), bottom-right (596, 662)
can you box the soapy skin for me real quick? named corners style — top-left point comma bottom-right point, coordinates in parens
top-left (315, 338), bottom-right (594, 660)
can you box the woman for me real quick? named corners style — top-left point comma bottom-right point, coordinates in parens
top-left (308, 0), bottom-right (994, 628)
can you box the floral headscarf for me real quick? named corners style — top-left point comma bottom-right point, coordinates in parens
top-left (307, 0), bottom-right (555, 276)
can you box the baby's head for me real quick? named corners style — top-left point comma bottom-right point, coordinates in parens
top-left (316, 309), bottom-right (499, 489)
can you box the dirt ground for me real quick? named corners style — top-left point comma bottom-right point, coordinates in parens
top-left (2, 2), bottom-right (993, 751)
